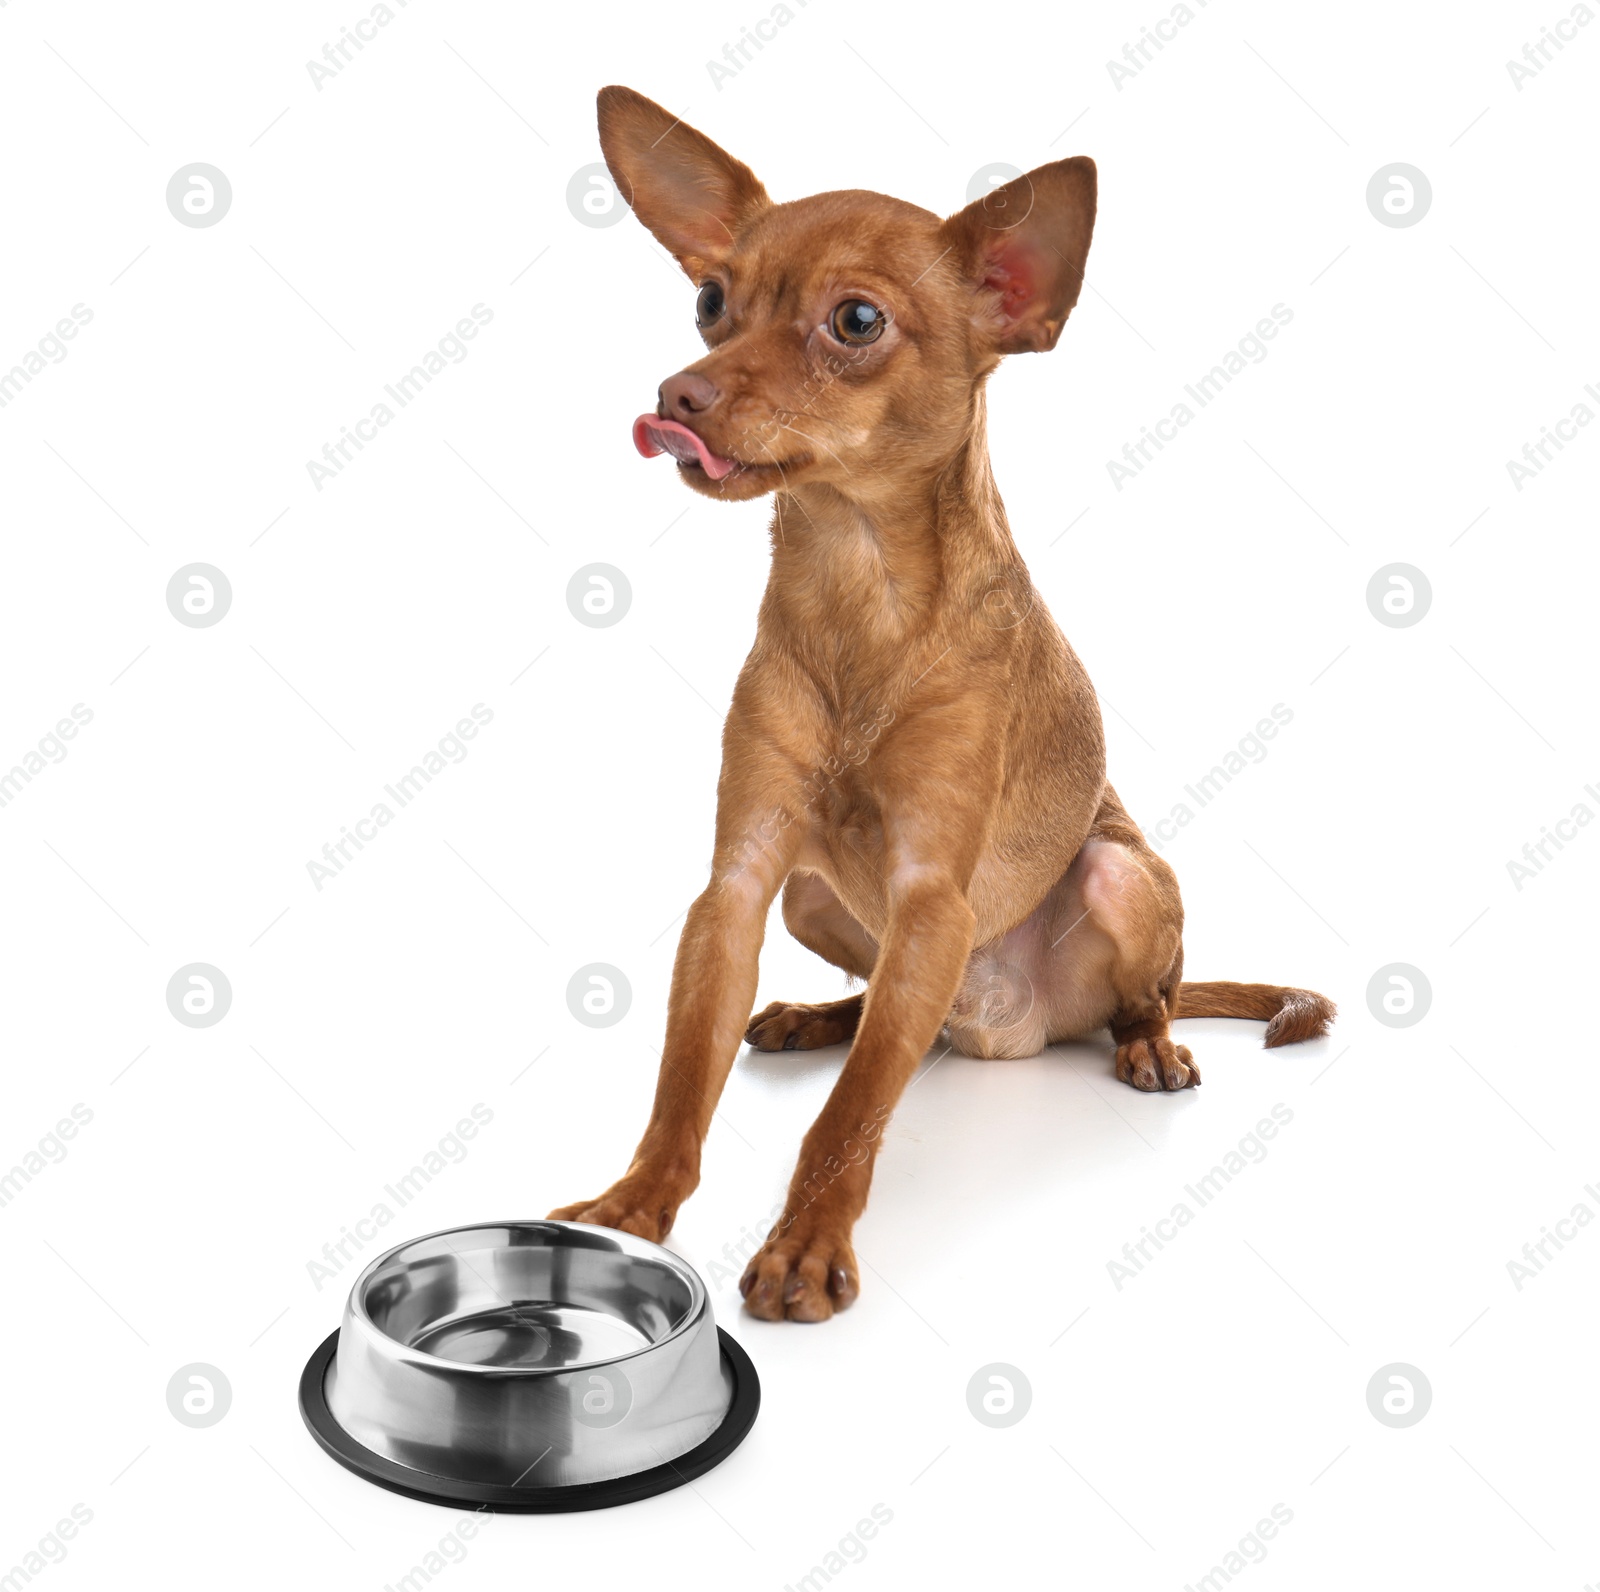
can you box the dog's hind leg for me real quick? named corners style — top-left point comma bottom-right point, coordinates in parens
top-left (744, 871), bottom-right (877, 1051)
top-left (1089, 814), bottom-right (1198, 1090)
top-left (1034, 789), bottom-right (1199, 1091)
top-left (746, 992), bottom-right (864, 1050)
top-left (1058, 789), bottom-right (1333, 1082)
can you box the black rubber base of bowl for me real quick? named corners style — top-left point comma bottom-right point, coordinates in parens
top-left (298, 1328), bottom-right (759, 1513)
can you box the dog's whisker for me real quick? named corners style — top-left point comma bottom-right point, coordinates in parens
top-left (757, 435), bottom-right (794, 547)
top-left (774, 420), bottom-right (850, 475)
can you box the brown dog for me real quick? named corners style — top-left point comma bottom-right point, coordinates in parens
top-left (551, 86), bottom-right (1334, 1322)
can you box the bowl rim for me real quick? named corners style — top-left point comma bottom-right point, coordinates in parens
top-left (343, 1218), bottom-right (709, 1376)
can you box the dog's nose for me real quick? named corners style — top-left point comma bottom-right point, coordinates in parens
top-left (658, 371), bottom-right (717, 418)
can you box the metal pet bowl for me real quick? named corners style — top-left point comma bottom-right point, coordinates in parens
top-left (299, 1221), bottom-right (758, 1512)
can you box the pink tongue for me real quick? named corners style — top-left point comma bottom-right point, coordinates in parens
top-left (632, 415), bottom-right (737, 480)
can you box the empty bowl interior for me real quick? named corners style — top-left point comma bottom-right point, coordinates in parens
top-left (358, 1224), bottom-right (698, 1371)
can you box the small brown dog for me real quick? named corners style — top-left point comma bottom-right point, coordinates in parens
top-left (552, 86), bottom-right (1334, 1322)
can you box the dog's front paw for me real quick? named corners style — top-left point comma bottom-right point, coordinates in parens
top-left (548, 1175), bottom-right (686, 1242)
top-left (739, 1213), bottom-right (859, 1323)
top-left (745, 994), bottom-right (863, 1052)
top-left (1114, 1036), bottom-right (1200, 1091)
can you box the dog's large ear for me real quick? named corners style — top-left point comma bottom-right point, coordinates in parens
top-left (597, 86), bottom-right (770, 279)
top-left (939, 157), bottom-right (1097, 355)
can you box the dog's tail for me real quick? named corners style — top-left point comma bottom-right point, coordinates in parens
top-left (1174, 982), bottom-right (1336, 1049)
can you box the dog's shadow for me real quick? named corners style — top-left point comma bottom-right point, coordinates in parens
top-left (733, 1031), bottom-right (1202, 1193)
top-left (736, 1039), bottom-right (853, 1086)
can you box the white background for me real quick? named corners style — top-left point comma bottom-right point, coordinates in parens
top-left (2, 0), bottom-right (1597, 1587)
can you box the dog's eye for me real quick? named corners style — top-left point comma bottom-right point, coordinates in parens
top-left (830, 300), bottom-right (885, 345)
top-left (696, 282), bottom-right (725, 327)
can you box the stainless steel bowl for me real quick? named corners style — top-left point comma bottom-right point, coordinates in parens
top-left (299, 1221), bottom-right (758, 1510)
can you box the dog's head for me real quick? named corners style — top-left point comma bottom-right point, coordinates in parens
top-left (598, 86), bottom-right (1096, 504)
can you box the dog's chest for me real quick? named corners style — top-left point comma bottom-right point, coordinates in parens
top-left (784, 719), bottom-right (889, 874)
top-left (794, 726), bottom-right (884, 838)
